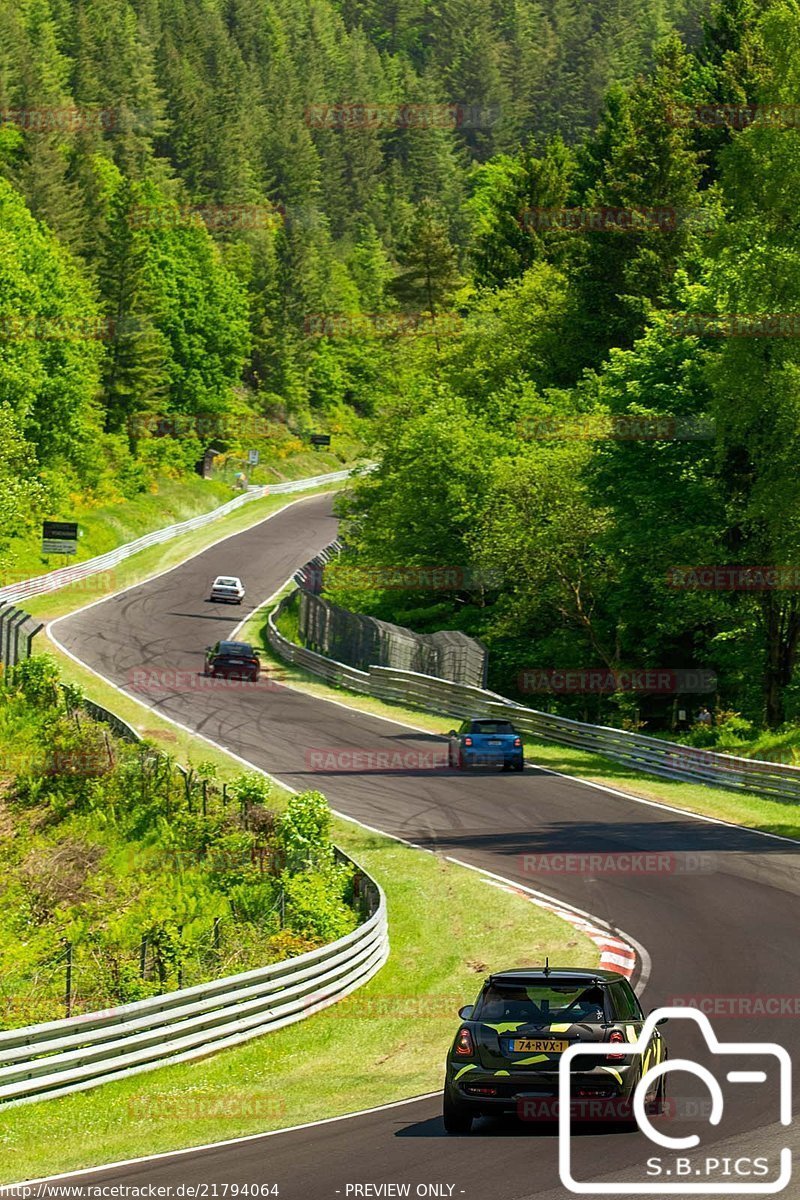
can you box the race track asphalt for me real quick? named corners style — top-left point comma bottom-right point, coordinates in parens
top-left (35, 491), bottom-right (799, 1199)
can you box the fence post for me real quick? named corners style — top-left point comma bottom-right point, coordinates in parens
top-left (10, 610), bottom-right (27, 667)
top-left (64, 941), bottom-right (73, 1018)
top-left (202, 779), bottom-right (207, 816)
top-left (139, 935), bottom-right (148, 979)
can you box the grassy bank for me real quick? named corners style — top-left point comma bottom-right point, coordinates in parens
top-left (4, 443), bottom-right (357, 593)
top-left (0, 730), bottom-right (598, 1182)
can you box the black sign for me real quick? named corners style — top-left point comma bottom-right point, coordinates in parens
top-left (310, 434), bottom-right (331, 447)
top-left (42, 520), bottom-right (78, 541)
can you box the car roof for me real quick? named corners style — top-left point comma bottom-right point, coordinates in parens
top-left (486, 968), bottom-right (626, 986)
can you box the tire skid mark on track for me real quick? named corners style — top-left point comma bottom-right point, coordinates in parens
top-left (479, 878), bottom-right (638, 979)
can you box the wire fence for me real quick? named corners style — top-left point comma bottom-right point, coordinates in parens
top-left (294, 544), bottom-right (489, 688)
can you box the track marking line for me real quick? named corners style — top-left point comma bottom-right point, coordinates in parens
top-left (6, 1093), bottom-right (443, 1186)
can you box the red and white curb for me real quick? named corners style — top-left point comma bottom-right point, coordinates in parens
top-left (480, 878), bottom-right (638, 979)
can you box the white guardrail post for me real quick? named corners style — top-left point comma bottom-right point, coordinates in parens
top-left (268, 549), bottom-right (800, 804)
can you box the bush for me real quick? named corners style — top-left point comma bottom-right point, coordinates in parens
top-left (275, 790), bottom-right (333, 871)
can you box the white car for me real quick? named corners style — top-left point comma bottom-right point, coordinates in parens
top-left (209, 575), bottom-right (245, 604)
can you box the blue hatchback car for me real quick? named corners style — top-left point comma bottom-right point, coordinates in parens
top-left (447, 717), bottom-right (524, 771)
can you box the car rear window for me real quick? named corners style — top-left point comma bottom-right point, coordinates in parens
top-left (469, 720), bottom-right (515, 734)
top-left (215, 578), bottom-right (238, 586)
top-left (475, 983), bottom-right (607, 1024)
top-left (218, 642), bottom-right (252, 656)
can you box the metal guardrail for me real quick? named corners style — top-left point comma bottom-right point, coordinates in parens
top-left (0, 895), bottom-right (387, 1108)
top-left (0, 684), bottom-right (388, 1107)
top-left (269, 581), bottom-right (800, 804)
top-left (0, 467), bottom-right (362, 606)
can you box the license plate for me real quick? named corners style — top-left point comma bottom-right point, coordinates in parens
top-left (488, 739), bottom-right (502, 745)
top-left (510, 1038), bottom-right (568, 1053)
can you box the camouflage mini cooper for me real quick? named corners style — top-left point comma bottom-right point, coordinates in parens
top-left (443, 966), bottom-right (668, 1133)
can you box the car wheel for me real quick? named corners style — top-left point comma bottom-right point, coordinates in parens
top-left (646, 1073), bottom-right (667, 1116)
top-left (513, 760), bottom-right (524, 772)
top-left (250, 672), bottom-right (259, 683)
top-left (442, 1090), bottom-right (473, 1135)
top-left (457, 749), bottom-right (466, 770)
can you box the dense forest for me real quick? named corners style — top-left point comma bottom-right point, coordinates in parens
top-left (0, 0), bottom-right (702, 552)
top-left (6, 0), bottom-right (800, 732)
top-left (324, 0), bottom-right (800, 734)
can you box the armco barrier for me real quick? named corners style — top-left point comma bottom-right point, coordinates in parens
top-left (0, 894), bottom-right (387, 1108)
top-left (0, 467), bottom-right (363, 606)
top-left (0, 683), bottom-right (388, 1108)
top-left (269, 568), bottom-right (800, 804)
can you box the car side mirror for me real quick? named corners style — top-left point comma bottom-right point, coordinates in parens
top-left (448, 730), bottom-right (457, 738)
top-left (458, 1005), bottom-right (474, 1020)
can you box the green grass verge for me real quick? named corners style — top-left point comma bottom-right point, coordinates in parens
top-left (239, 606), bottom-right (800, 843)
top-left (0, 793), bottom-right (599, 1181)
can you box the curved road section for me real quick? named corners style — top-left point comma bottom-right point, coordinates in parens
top-left (40, 492), bottom-right (799, 1198)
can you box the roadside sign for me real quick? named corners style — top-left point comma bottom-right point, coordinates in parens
top-left (248, 449), bottom-right (260, 466)
top-left (310, 433), bottom-right (331, 447)
top-left (42, 539), bottom-right (78, 555)
top-left (42, 520), bottom-right (78, 541)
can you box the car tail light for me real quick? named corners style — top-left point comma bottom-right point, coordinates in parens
top-left (464, 737), bottom-right (473, 747)
top-left (455, 1027), bottom-right (474, 1057)
top-left (607, 1030), bottom-right (626, 1061)
top-left (513, 736), bottom-right (521, 747)
top-left (467, 1085), bottom-right (497, 1096)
